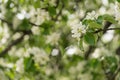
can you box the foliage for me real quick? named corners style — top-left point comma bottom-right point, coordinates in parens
top-left (0, 0), bottom-right (120, 80)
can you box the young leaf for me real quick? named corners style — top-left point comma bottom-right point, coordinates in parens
top-left (24, 56), bottom-right (36, 72)
top-left (84, 33), bottom-right (96, 45)
top-left (103, 14), bottom-right (117, 24)
top-left (96, 16), bottom-right (104, 24)
top-left (48, 6), bottom-right (56, 16)
top-left (89, 21), bottom-right (102, 29)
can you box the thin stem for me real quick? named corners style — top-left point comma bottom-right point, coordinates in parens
top-left (94, 28), bottom-right (120, 33)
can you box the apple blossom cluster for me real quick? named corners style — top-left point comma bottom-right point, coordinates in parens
top-left (85, 11), bottom-right (98, 20)
top-left (8, 47), bottom-right (49, 73)
top-left (0, 69), bottom-right (9, 80)
top-left (46, 32), bottom-right (61, 46)
top-left (16, 58), bottom-right (24, 73)
top-left (71, 22), bottom-right (86, 41)
top-left (71, 11), bottom-right (98, 41)
top-left (28, 47), bottom-right (49, 65)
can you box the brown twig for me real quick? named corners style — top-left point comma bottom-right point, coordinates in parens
top-left (94, 28), bottom-right (120, 33)
top-left (0, 30), bottom-right (32, 57)
top-left (0, 34), bottom-right (24, 57)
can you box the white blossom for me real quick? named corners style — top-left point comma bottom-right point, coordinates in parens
top-left (36, 9), bottom-right (50, 24)
top-left (49, 0), bottom-right (56, 6)
top-left (101, 30), bottom-right (114, 43)
top-left (12, 16), bottom-right (22, 29)
top-left (8, 47), bottom-right (26, 58)
top-left (31, 26), bottom-right (40, 35)
top-left (71, 22), bottom-right (86, 40)
top-left (16, 58), bottom-right (24, 73)
top-left (114, 2), bottom-right (120, 24)
top-left (51, 48), bottom-right (59, 56)
top-left (0, 69), bottom-right (9, 80)
top-left (27, 47), bottom-right (49, 65)
top-left (46, 32), bottom-right (61, 45)
top-left (85, 11), bottom-right (98, 20)
top-left (0, 25), bottom-right (10, 45)
top-left (0, 58), bottom-right (14, 68)
top-left (66, 46), bottom-right (80, 56)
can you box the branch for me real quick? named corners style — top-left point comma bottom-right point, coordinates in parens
top-left (84, 46), bottom-right (95, 60)
top-left (29, 21), bottom-right (40, 27)
top-left (0, 30), bottom-right (32, 57)
top-left (0, 34), bottom-right (25, 57)
top-left (0, 17), bottom-right (13, 26)
top-left (94, 28), bottom-right (120, 33)
top-left (0, 18), bottom-right (34, 57)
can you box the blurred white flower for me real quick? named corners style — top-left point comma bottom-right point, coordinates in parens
top-left (0, 25), bottom-right (10, 45)
top-left (114, 2), bottom-right (120, 24)
top-left (85, 11), bottom-right (98, 20)
top-left (66, 46), bottom-right (81, 56)
top-left (46, 32), bottom-right (61, 45)
top-left (67, 9), bottom-right (85, 27)
top-left (58, 76), bottom-right (70, 80)
top-left (45, 67), bottom-right (53, 76)
top-left (31, 26), bottom-right (40, 35)
top-left (16, 9), bottom-right (30, 20)
top-left (9, 47), bottom-right (26, 58)
top-left (99, 6), bottom-right (106, 15)
top-left (12, 32), bottom-right (22, 40)
top-left (0, 69), bottom-right (9, 80)
top-left (30, 9), bottom-right (50, 25)
top-left (101, 30), bottom-right (114, 43)
top-left (51, 48), bottom-right (59, 56)
top-left (78, 72), bottom-right (92, 80)
top-left (69, 61), bottom-right (86, 75)
top-left (27, 47), bottom-right (49, 65)
top-left (0, 58), bottom-right (14, 68)
top-left (16, 58), bottom-right (24, 73)
top-left (49, 0), bottom-right (56, 6)
top-left (71, 22), bottom-right (86, 40)
top-left (99, 3), bottom-right (115, 15)
top-left (91, 48), bottom-right (101, 58)
top-left (102, 0), bottom-right (108, 6)
top-left (12, 16), bottom-right (22, 29)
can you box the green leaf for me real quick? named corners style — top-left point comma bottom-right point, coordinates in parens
top-left (82, 20), bottom-right (93, 26)
top-left (102, 56), bottom-right (118, 73)
top-left (96, 16), bottom-right (104, 24)
top-left (88, 59), bottom-right (100, 68)
top-left (62, 15), bottom-right (68, 22)
top-left (40, 21), bottom-right (54, 34)
top-left (84, 33), bottom-right (96, 45)
top-left (62, 0), bottom-right (68, 6)
top-left (79, 38), bottom-right (84, 51)
top-left (48, 6), bottom-right (56, 16)
top-left (34, 1), bottom-right (40, 9)
top-left (103, 14), bottom-right (117, 24)
top-left (24, 56), bottom-right (36, 72)
top-left (19, 19), bottom-right (31, 30)
top-left (117, 0), bottom-right (120, 2)
top-left (89, 21), bottom-right (102, 29)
